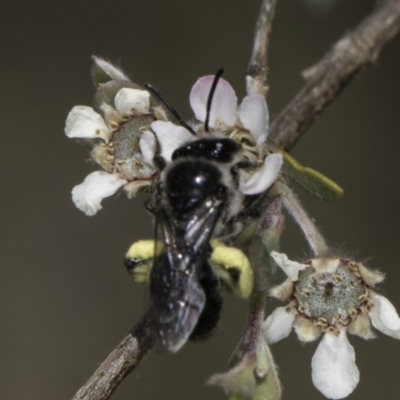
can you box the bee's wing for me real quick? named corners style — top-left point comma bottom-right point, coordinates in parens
top-left (150, 198), bottom-right (223, 353)
top-left (150, 250), bottom-right (205, 353)
top-left (183, 197), bottom-right (223, 254)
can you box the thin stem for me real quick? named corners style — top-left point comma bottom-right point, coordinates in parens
top-left (72, 311), bottom-right (157, 400)
top-left (269, 0), bottom-right (400, 150)
top-left (208, 287), bottom-right (281, 400)
top-left (227, 290), bottom-right (266, 369)
top-left (246, 0), bottom-right (278, 95)
top-left (280, 183), bottom-right (328, 256)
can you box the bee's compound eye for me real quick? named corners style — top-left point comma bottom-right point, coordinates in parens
top-left (172, 138), bottom-right (240, 163)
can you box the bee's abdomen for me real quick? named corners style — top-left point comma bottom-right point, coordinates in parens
top-left (189, 261), bottom-right (222, 341)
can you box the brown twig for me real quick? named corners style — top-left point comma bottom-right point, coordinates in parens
top-left (246, 0), bottom-right (278, 96)
top-left (269, 0), bottom-right (400, 151)
top-left (226, 290), bottom-right (266, 370)
top-left (72, 311), bottom-right (157, 400)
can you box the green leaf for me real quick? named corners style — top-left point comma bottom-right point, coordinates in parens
top-left (278, 148), bottom-right (344, 202)
top-left (207, 338), bottom-right (281, 400)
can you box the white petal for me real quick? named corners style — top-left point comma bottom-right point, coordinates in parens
top-left (369, 292), bottom-right (400, 339)
top-left (65, 106), bottom-right (111, 142)
top-left (71, 171), bottom-right (127, 216)
top-left (139, 130), bottom-right (157, 166)
top-left (269, 278), bottom-right (294, 301)
top-left (312, 330), bottom-right (359, 399)
top-left (294, 316), bottom-right (321, 342)
top-left (92, 56), bottom-right (129, 81)
top-left (189, 76), bottom-right (237, 129)
top-left (151, 121), bottom-right (195, 163)
top-left (262, 306), bottom-right (295, 344)
top-left (239, 153), bottom-right (283, 195)
top-left (114, 88), bottom-right (150, 115)
top-left (270, 251), bottom-right (306, 281)
top-left (311, 258), bottom-right (340, 274)
top-left (238, 93), bottom-right (269, 145)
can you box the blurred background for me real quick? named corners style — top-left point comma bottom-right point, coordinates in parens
top-left (1, 0), bottom-right (400, 399)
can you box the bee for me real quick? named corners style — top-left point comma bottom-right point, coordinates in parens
top-left (125, 138), bottom-right (253, 352)
top-left (125, 71), bottom-right (257, 352)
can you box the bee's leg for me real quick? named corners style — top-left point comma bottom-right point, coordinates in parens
top-left (209, 240), bottom-right (254, 299)
top-left (124, 240), bottom-right (157, 284)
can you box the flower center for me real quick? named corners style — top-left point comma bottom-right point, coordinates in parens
top-left (105, 115), bottom-right (156, 180)
top-left (113, 115), bottom-right (155, 161)
top-left (294, 260), bottom-right (369, 329)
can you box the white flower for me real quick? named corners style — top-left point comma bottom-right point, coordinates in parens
top-left (263, 252), bottom-right (399, 399)
top-left (189, 75), bottom-right (283, 195)
top-left (65, 87), bottom-right (157, 216)
top-left (190, 76), bottom-right (268, 144)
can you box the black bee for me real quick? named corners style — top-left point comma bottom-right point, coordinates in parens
top-left (149, 136), bottom-right (244, 352)
top-left (126, 71), bottom-right (253, 352)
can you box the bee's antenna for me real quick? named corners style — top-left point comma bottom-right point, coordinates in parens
top-left (144, 83), bottom-right (197, 136)
top-left (204, 68), bottom-right (225, 132)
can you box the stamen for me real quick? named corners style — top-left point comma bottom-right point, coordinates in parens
top-left (333, 274), bottom-right (342, 283)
